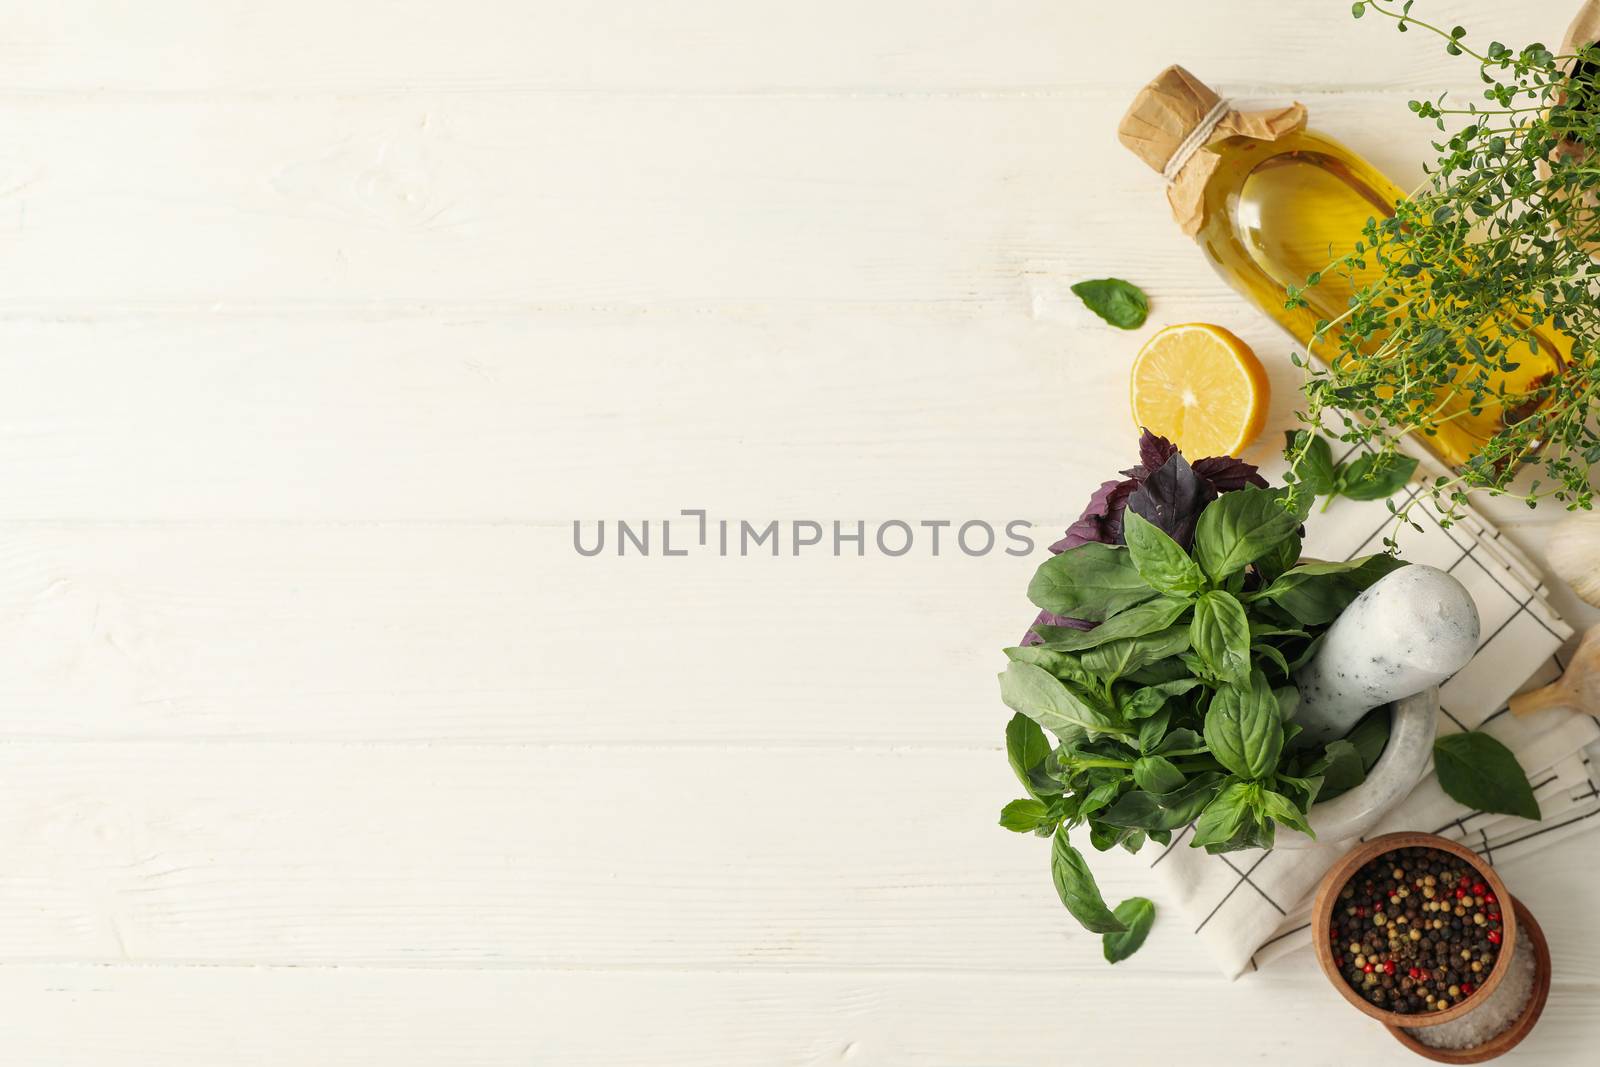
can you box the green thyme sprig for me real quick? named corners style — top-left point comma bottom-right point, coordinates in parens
top-left (1287, 1), bottom-right (1600, 530)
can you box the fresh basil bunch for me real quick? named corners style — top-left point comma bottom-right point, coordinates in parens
top-left (999, 471), bottom-right (1404, 952)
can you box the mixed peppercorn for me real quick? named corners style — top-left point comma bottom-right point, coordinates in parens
top-left (1330, 846), bottom-right (1503, 1015)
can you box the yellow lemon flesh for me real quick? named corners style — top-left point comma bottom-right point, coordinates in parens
top-left (1129, 323), bottom-right (1269, 458)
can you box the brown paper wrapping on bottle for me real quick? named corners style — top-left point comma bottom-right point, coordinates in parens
top-left (1118, 65), bottom-right (1306, 236)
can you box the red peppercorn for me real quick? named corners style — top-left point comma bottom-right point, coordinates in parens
top-left (1335, 956), bottom-right (1344, 967)
top-left (1455, 887), bottom-right (1468, 899)
top-left (1485, 892), bottom-right (1497, 905)
top-left (1487, 930), bottom-right (1501, 944)
top-left (1461, 982), bottom-right (1475, 996)
top-left (1408, 967), bottom-right (1422, 979)
top-left (1384, 961), bottom-right (1396, 975)
top-left (1472, 882), bottom-right (1486, 895)
top-left (1363, 963), bottom-right (1374, 973)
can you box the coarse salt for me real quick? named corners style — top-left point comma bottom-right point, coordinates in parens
top-left (1403, 935), bottom-right (1537, 1051)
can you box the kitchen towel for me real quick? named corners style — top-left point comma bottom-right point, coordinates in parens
top-left (1153, 478), bottom-right (1600, 979)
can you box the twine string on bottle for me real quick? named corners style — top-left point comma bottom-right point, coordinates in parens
top-left (1163, 97), bottom-right (1230, 184)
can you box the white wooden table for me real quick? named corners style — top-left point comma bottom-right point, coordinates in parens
top-left (1, 2), bottom-right (1596, 1063)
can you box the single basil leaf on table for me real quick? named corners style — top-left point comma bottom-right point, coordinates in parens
top-left (1051, 826), bottom-right (1127, 933)
top-left (1193, 487), bottom-right (1301, 581)
top-left (1286, 430), bottom-right (1338, 496)
top-left (1027, 543), bottom-right (1157, 622)
top-left (1133, 755), bottom-right (1186, 793)
top-left (1126, 452), bottom-right (1213, 551)
top-left (1098, 771), bottom-right (1224, 831)
top-left (1434, 731), bottom-right (1541, 820)
top-left (1004, 712), bottom-right (1052, 795)
top-left (1076, 622), bottom-right (1192, 679)
top-left (1034, 595), bottom-right (1190, 652)
top-left (998, 798), bottom-right (1051, 832)
top-left (1122, 510), bottom-right (1205, 595)
top-left (1190, 590), bottom-right (1253, 686)
top-left (1103, 897), bottom-right (1157, 963)
top-left (1069, 277), bottom-right (1148, 329)
top-left (1340, 451), bottom-right (1419, 500)
top-left (1203, 670), bottom-right (1284, 780)
top-left (999, 661), bottom-right (1124, 741)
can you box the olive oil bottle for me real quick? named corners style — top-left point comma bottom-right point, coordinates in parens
top-left (1120, 66), bottom-right (1568, 468)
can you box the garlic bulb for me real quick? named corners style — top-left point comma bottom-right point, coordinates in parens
top-left (1547, 513), bottom-right (1600, 609)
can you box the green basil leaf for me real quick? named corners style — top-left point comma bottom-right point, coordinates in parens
top-left (1272, 685), bottom-right (1300, 723)
top-left (1340, 451), bottom-right (1419, 500)
top-left (1188, 781), bottom-right (1258, 849)
top-left (1117, 830), bottom-right (1148, 855)
top-left (1004, 712), bottom-right (1052, 796)
top-left (999, 661), bottom-right (1123, 741)
top-left (1036, 596), bottom-right (1190, 652)
top-left (1153, 727), bottom-right (1207, 757)
top-left (1256, 532), bottom-right (1303, 585)
top-left (1027, 543), bottom-right (1157, 622)
top-left (1433, 731), bottom-right (1541, 820)
top-left (1102, 897), bottom-right (1157, 963)
top-left (1193, 487), bottom-right (1301, 581)
top-left (1251, 555), bottom-right (1408, 625)
top-left (1347, 706), bottom-right (1391, 771)
top-left (1190, 590), bottom-right (1252, 685)
top-left (1254, 642), bottom-right (1293, 681)
top-left (1069, 277), bottom-right (1148, 329)
top-left (1136, 707), bottom-right (1172, 754)
top-left (1050, 827), bottom-right (1127, 933)
top-left (1133, 755), bottom-right (1185, 793)
top-left (1122, 510), bottom-right (1205, 595)
top-left (1287, 430), bottom-right (1338, 496)
top-left (1313, 739), bottom-right (1367, 802)
top-left (1125, 657), bottom-right (1192, 685)
top-left (1076, 622), bottom-right (1192, 679)
top-left (1098, 771), bottom-right (1223, 830)
top-left (1259, 788), bottom-right (1314, 837)
top-left (1079, 779), bottom-right (1125, 821)
top-left (999, 797), bottom-right (1051, 832)
top-left (1203, 670), bottom-right (1284, 779)
top-left (1123, 678), bottom-right (1203, 721)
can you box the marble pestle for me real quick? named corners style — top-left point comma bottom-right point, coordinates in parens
top-left (1292, 565), bottom-right (1480, 750)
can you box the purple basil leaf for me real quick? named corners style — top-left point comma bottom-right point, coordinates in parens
top-left (1136, 429), bottom-right (1179, 476)
top-left (1020, 609), bottom-right (1094, 647)
top-left (1192, 455), bottom-right (1269, 492)
top-left (1125, 452), bottom-right (1213, 549)
top-left (1050, 478), bottom-right (1133, 552)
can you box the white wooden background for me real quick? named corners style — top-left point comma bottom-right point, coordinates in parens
top-left (2, 2), bottom-right (1597, 1063)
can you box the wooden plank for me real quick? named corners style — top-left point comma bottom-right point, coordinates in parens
top-left (0, 524), bottom-right (1037, 744)
top-left (0, 742), bottom-right (1595, 982)
top-left (0, 1), bottom-right (1578, 94)
top-left (0, 93), bottom-right (1474, 313)
top-left (10, 962), bottom-right (1595, 1066)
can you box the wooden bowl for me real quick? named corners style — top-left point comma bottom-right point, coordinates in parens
top-left (1386, 896), bottom-right (1551, 1063)
top-left (1311, 832), bottom-right (1517, 1029)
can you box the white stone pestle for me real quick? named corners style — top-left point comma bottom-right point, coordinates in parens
top-left (1291, 565), bottom-right (1480, 750)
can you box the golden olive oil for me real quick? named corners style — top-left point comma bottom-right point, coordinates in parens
top-left (1194, 128), bottom-right (1568, 469)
